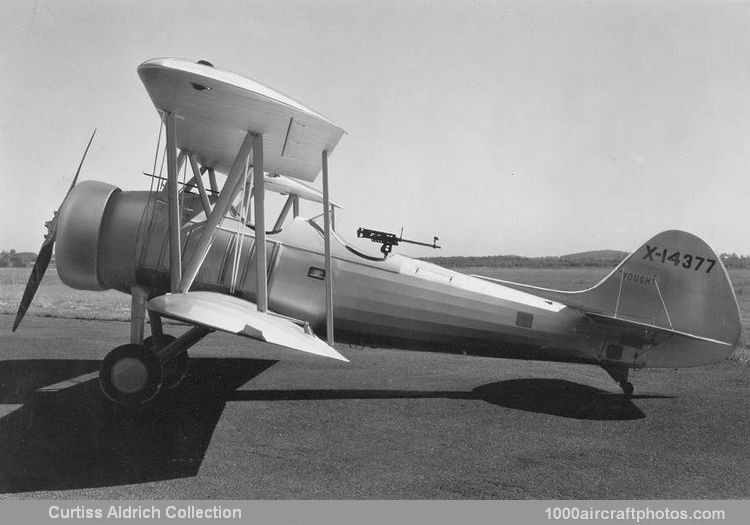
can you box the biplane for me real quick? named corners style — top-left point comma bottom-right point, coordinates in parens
top-left (13, 58), bottom-right (742, 406)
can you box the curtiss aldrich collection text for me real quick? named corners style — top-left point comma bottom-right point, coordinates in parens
top-left (49, 505), bottom-right (242, 520)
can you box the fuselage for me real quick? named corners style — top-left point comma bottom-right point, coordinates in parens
top-left (56, 183), bottom-right (606, 364)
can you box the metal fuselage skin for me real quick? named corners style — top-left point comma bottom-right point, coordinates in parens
top-left (58, 184), bottom-right (604, 364)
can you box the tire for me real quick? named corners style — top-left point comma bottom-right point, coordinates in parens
top-left (99, 344), bottom-right (162, 405)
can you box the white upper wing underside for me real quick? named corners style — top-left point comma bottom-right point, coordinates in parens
top-left (138, 58), bottom-right (346, 182)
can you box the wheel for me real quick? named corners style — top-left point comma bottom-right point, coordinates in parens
top-left (99, 344), bottom-right (162, 405)
top-left (620, 380), bottom-right (634, 397)
top-left (144, 334), bottom-right (189, 389)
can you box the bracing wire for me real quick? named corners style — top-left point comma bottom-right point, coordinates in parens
top-left (229, 162), bottom-right (249, 294)
top-left (654, 279), bottom-right (674, 330)
top-left (150, 119), bottom-right (163, 190)
top-left (136, 119), bottom-right (165, 269)
top-left (180, 153), bottom-right (187, 217)
top-left (614, 268), bottom-right (625, 318)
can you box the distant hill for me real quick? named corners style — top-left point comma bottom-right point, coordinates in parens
top-left (559, 249), bottom-right (628, 261)
top-left (555, 249), bottom-right (628, 267)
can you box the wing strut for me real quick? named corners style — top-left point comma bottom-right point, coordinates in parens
top-left (178, 131), bottom-right (256, 293)
top-left (171, 135), bottom-right (334, 339)
top-left (273, 195), bottom-right (295, 231)
top-left (322, 150), bottom-right (334, 346)
top-left (188, 153), bottom-right (212, 215)
top-left (253, 135), bottom-right (268, 312)
top-left (207, 168), bottom-right (218, 194)
top-left (165, 112), bottom-right (182, 291)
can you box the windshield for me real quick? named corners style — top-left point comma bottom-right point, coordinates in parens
top-left (307, 217), bottom-right (387, 261)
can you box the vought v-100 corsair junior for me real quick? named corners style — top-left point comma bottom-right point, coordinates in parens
top-left (13, 58), bottom-right (741, 406)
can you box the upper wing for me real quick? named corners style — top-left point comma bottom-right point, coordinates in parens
top-left (138, 58), bottom-right (346, 182)
top-left (147, 291), bottom-right (348, 362)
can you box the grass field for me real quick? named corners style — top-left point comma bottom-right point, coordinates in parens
top-left (0, 268), bottom-right (131, 322)
top-left (3, 265), bottom-right (750, 352)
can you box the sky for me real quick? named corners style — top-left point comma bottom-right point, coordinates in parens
top-left (2, 0), bottom-right (750, 257)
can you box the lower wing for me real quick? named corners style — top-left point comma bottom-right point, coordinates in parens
top-left (147, 291), bottom-right (348, 362)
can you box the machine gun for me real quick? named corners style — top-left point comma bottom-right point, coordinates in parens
top-left (357, 227), bottom-right (441, 256)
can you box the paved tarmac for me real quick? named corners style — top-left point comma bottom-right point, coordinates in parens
top-left (1, 314), bottom-right (749, 499)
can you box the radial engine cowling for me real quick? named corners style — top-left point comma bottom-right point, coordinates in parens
top-left (56, 180), bottom-right (146, 292)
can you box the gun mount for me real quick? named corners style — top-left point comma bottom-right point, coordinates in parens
top-left (357, 227), bottom-right (440, 256)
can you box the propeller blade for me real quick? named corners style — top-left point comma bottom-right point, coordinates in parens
top-left (66, 128), bottom-right (96, 197)
top-left (12, 128), bottom-right (96, 332)
top-left (12, 238), bottom-right (54, 332)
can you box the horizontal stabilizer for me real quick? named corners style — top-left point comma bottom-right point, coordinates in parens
top-left (147, 292), bottom-right (348, 362)
top-left (584, 311), bottom-right (733, 347)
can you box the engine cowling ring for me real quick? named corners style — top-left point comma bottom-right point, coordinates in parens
top-left (56, 180), bottom-right (120, 290)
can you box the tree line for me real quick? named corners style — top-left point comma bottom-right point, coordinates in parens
top-left (718, 253), bottom-right (750, 269)
top-left (0, 250), bottom-right (37, 268)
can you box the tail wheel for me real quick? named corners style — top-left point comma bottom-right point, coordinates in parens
top-left (620, 380), bottom-right (635, 397)
top-left (100, 344), bottom-right (162, 405)
top-left (144, 334), bottom-right (189, 390)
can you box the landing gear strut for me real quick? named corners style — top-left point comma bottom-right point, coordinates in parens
top-left (601, 363), bottom-right (634, 398)
top-left (99, 286), bottom-right (211, 406)
top-left (144, 334), bottom-right (189, 389)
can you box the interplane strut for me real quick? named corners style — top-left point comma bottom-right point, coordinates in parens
top-left (177, 131), bottom-right (257, 294)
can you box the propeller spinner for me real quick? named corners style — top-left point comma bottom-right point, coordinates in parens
top-left (12, 129), bottom-right (97, 332)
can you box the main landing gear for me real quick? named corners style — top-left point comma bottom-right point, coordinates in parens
top-left (601, 363), bottom-right (635, 398)
top-left (98, 288), bottom-right (210, 406)
top-left (99, 326), bottom-right (210, 406)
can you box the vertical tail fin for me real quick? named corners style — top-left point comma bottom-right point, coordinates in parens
top-left (565, 230), bottom-right (740, 347)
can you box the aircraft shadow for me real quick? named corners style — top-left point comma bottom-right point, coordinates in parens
top-left (470, 379), bottom-right (668, 420)
top-left (0, 358), bottom-right (276, 494)
top-left (230, 378), bottom-right (667, 421)
top-left (0, 360), bottom-right (667, 494)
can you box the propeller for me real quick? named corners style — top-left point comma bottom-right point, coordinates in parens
top-left (12, 129), bottom-right (97, 332)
